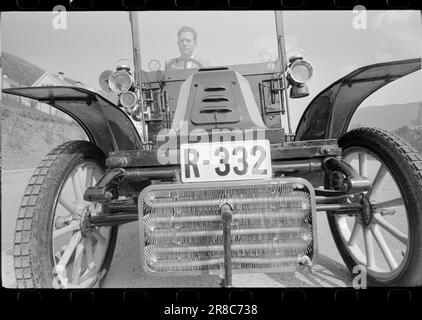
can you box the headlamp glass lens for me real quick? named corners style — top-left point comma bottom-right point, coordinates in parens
top-left (119, 91), bottom-right (137, 109)
top-left (290, 61), bottom-right (313, 83)
top-left (109, 70), bottom-right (133, 93)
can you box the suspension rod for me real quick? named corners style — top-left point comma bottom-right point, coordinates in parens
top-left (316, 203), bottom-right (362, 212)
top-left (88, 212), bottom-right (138, 226)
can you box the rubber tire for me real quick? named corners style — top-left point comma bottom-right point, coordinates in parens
top-left (14, 140), bottom-right (118, 288)
top-left (327, 127), bottom-right (422, 286)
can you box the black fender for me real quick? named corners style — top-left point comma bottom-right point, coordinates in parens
top-left (2, 86), bottom-right (143, 154)
top-left (295, 58), bottom-right (421, 141)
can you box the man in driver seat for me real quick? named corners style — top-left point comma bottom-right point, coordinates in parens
top-left (165, 26), bottom-right (210, 70)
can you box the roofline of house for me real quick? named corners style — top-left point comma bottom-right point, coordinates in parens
top-left (31, 71), bottom-right (50, 86)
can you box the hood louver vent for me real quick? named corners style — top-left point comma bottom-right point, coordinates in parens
top-left (204, 86), bottom-right (227, 92)
top-left (201, 96), bottom-right (229, 103)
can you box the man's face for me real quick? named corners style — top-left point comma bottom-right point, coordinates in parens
top-left (177, 31), bottom-right (196, 57)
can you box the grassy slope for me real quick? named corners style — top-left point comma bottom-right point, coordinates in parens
top-left (350, 102), bottom-right (422, 131)
top-left (1, 97), bottom-right (87, 170)
top-left (1, 52), bottom-right (45, 86)
top-left (350, 102), bottom-right (422, 153)
top-left (394, 125), bottom-right (422, 153)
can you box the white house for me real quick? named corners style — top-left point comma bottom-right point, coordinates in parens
top-left (1, 52), bottom-right (91, 122)
top-left (32, 71), bottom-right (83, 121)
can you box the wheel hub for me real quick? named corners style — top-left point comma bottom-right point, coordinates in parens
top-left (360, 195), bottom-right (373, 226)
top-left (80, 207), bottom-right (95, 237)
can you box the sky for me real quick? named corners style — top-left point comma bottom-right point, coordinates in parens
top-left (1, 10), bottom-right (421, 129)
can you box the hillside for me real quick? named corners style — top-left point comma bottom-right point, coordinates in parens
top-left (350, 102), bottom-right (422, 131)
top-left (1, 97), bottom-right (87, 170)
top-left (2, 51), bottom-right (117, 102)
top-left (0, 52), bottom-right (115, 170)
top-left (1, 52), bottom-right (45, 86)
top-left (394, 125), bottom-right (422, 153)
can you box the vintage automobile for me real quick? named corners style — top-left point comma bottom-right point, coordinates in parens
top-left (3, 11), bottom-right (422, 288)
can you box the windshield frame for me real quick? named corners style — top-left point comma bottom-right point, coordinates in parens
top-left (129, 11), bottom-right (287, 83)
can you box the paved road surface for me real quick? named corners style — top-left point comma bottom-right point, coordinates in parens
top-left (2, 169), bottom-right (352, 288)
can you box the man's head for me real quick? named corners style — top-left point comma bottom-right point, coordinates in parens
top-left (177, 26), bottom-right (197, 57)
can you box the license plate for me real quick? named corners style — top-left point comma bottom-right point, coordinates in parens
top-left (180, 139), bottom-right (272, 182)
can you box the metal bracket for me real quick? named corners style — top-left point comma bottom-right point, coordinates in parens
top-left (323, 157), bottom-right (371, 193)
top-left (84, 168), bottom-right (126, 202)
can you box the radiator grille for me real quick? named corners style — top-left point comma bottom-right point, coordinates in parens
top-left (139, 179), bottom-right (315, 275)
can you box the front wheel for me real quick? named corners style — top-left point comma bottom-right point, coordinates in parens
top-left (14, 141), bottom-right (118, 288)
top-left (328, 127), bottom-right (422, 286)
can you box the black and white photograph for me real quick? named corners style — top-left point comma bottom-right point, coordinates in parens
top-left (1, 7), bottom-right (421, 291)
